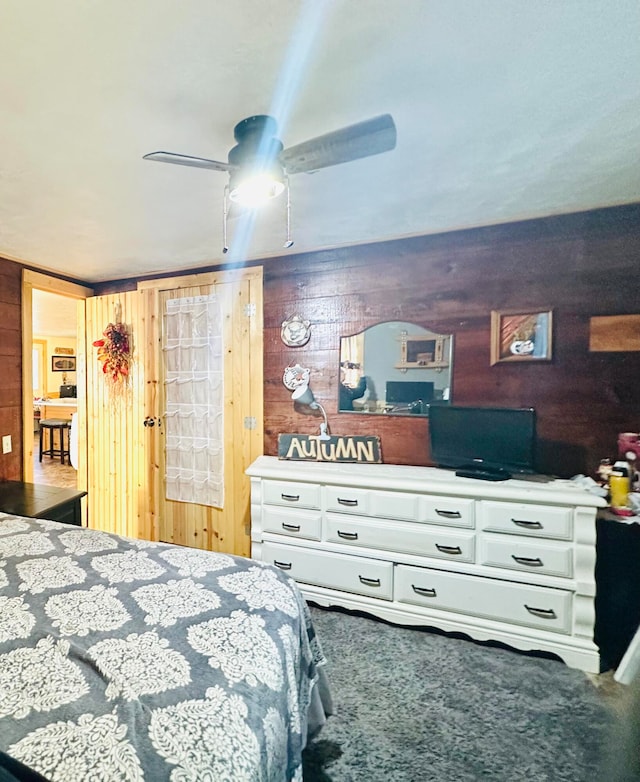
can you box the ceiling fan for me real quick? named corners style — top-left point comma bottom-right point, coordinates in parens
top-left (143, 113), bottom-right (396, 252)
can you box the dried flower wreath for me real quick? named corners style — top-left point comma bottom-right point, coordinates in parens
top-left (93, 321), bottom-right (131, 384)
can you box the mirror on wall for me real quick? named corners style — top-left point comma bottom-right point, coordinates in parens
top-left (339, 321), bottom-right (453, 416)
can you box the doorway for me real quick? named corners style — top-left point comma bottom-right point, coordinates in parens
top-left (21, 270), bottom-right (93, 488)
top-left (31, 290), bottom-right (80, 488)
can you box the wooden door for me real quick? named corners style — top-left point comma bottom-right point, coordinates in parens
top-left (85, 271), bottom-right (262, 553)
top-left (84, 289), bottom-right (160, 540)
top-left (139, 268), bottom-right (263, 556)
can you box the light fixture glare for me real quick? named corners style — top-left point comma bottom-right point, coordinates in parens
top-left (229, 173), bottom-right (285, 207)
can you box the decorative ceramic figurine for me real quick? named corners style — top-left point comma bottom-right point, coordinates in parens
top-left (282, 363), bottom-right (311, 391)
top-left (281, 314), bottom-right (312, 347)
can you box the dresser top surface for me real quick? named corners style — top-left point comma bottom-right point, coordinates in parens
top-left (247, 456), bottom-right (607, 509)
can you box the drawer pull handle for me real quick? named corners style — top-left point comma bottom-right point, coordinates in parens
top-left (337, 530), bottom-right (358, 540)
top-left (281, 494), bottom-right (300, 502)
top-left (512, 555), bottom-right (544, 567)
top-left (338, 498), bottom-right (359, 507)
top-left (281, 522), bottom-right (301, 532)
top-left (412, 585), bottom-right (437, 598)
top-left (274, 560), bottom-right (292, 571)
top-left (512, 518), bottom-right (543, 529)
top-left (358, 576), bottom-right (381, 587)
top-left (524, 605), bottom-right (557, 619)
top-left (436, 509), bottom-right (462, 519)
top-left (436, 544), bottom-right (462, 555)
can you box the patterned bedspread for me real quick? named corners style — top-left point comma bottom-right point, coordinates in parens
top-left (0, 512), bottom-right (330, 781)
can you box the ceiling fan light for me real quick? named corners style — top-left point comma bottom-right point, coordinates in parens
top-left (228, 172), bottom-right (285, 207)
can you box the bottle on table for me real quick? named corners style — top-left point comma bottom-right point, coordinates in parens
top-left (609, 461), bottom-right (630, 509)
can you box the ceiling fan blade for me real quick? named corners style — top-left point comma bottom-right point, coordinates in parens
top-left (280, 114), bottom-right (396, 175)
top-left (143, 151), bottom-right (235, 172)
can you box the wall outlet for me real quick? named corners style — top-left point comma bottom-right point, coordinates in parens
top-left (2, 435), bottom-right (11, 454)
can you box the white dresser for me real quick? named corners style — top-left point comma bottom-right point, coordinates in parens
top-left (247, 455), bottom-right (607, 672)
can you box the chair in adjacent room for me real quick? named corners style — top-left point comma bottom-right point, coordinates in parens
top-left (39, 418), bottom-right (71, 464)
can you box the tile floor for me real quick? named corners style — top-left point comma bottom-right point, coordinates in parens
top-left (32, 449), bottom-right (78, 489)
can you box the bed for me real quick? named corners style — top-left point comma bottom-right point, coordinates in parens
top-left (0, 512), bottom-right (332, 781)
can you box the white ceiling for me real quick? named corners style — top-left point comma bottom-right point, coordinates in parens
top-left (2, 1), bottom-right (639, 284)
top-left (32, 289), bottom-right (78, 338)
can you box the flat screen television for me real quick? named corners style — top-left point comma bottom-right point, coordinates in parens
top-left (428, 405), bottom-right (536, 481)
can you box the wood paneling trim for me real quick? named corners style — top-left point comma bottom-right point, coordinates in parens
top-left (589, 315), bottom-right (640, 352)
top-left (23, 270), bottom-right (93, 298)
top-left (263, 206), bottom-right (640, 477)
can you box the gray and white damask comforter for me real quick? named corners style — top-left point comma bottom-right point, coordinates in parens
top-left (0, 512), bottom-right (331, 781)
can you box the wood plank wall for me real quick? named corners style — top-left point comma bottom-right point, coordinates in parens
top-left (74, 203), bottom-right (640, 478)
top-left (0, 259), bottom-right (23, 481)
top-left (260, 205), bottom-right (640, 477)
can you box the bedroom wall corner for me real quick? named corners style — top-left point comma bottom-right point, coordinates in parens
top-left (0, 257), bottom-right (24, 481)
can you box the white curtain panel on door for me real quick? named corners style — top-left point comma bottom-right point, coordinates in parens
top-left (163, 295), bottom-right (224, 507)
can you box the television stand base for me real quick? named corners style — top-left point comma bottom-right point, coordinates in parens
top-left (455, 465), bottom-right (511, 481)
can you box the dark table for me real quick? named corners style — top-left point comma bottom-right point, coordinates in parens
top-left (595, 514), bottom-right (640, 671)
top-left (0, 481), bottom-right (86, 526)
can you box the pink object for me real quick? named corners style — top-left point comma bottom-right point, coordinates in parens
top-left (619, 432), bottom-right (640, 460)
top-left (610, 507), bottom-right (635, 517)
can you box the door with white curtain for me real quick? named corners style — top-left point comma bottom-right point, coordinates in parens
top-left (85, 268), bottom-right (263, 556)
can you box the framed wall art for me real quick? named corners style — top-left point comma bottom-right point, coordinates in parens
top-left (51, 355), bottom-right (76, 372)
top-left (490, 310), bottom-right (553, 365)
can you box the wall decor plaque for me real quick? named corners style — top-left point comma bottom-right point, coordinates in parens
top-left (278, 434), bottom-right (382, 463)
top-left (281, 314), bottom-right (312, 347)
top-left (282, 363), bottom-right (311, 391)
top-left (490, 310), bottom-right (553, 365)
top-left (589, 314), bottom-right (640, 351)
top-left (51, 355), bottom-right (76, 372)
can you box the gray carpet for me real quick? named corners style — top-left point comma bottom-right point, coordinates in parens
top-left (302, 605), bottom-right (621, 782)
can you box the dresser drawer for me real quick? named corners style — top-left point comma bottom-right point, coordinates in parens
top-left (324, 486), bottom-right (371, 515)
top-left (325, 486), bottom-right (419, 521)
top-left (478, 501), bottom-right (573, 540)
top-left (262, 542), bottom-right (393, 600)
top-left (420, 496), bottom-right (475, 528)
top-left (395, 565), bottom-right (572, 634)
top-left (262, 506), bottom-right (322, 541)
top-left (262, 480), bottom-right (321, 510)
top-left (479, 534), bottom-right (573, 578)
top-left (325, 514), bottom-right (475, 563)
